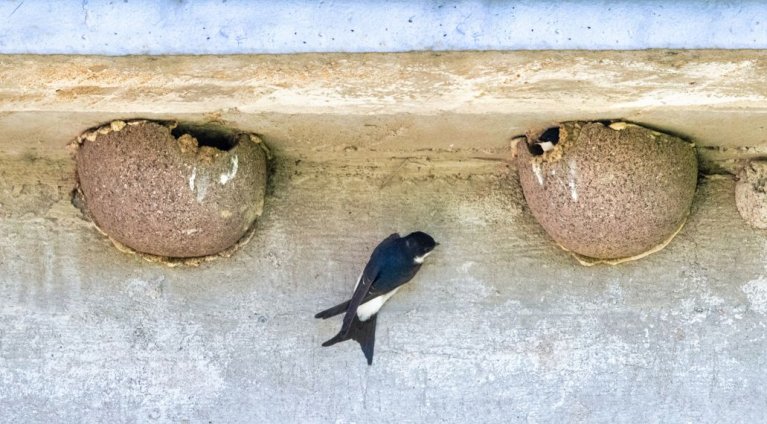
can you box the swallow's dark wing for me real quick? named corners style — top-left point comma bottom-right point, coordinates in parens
top-left (315, 234), bottom-right (401, 320)
top-left (336, 233), bottom-right (400, 335)
top-left (339, 267), bottom-right (378, 336)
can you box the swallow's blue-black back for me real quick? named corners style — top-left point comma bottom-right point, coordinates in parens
top-left (316, 231), bottom-right (437, 365)
top-left (363, 234), bottom-right (422, 295)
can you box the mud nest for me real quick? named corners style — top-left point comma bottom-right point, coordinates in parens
top-left (73, 120), bottom-right (269, 263)
top-left (516, 121), bottom-right (698, 264)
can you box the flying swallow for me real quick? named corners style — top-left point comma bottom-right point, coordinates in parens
top-left (315, 231), bottom-right (438, 365)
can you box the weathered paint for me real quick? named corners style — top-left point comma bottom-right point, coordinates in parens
top-left (0, 1), bottom-right (766, 54)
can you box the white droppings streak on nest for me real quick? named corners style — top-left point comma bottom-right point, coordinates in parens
top-left (220, 155), bottom-right (239, 185)
top-left (568, 159), bottom-right (578, 202)
top-left (188, 167), bottom-right (197, 191)
top-left (189, 167), bottom-right (208, 203)
top-left (196, 175), bottom-right (208, 203)
top-left (532, 162), bottom-right (544, 186)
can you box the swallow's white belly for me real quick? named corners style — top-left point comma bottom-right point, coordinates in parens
top-left (357, 287), bottom-right (401, 322)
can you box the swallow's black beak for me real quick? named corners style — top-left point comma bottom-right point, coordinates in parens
top-left (434, 242), bottom-right (440, 247)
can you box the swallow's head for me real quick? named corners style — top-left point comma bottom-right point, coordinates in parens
top-left (405, 231), bottom-right (438, 263)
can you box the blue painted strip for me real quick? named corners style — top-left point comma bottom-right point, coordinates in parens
top-left (1, 0), bottom-right (766, 55)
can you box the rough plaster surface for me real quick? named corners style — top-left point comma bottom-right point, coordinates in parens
top-left (1, 153), bottom-right (767, 422)
top-left (1, 51), bottom-right (766, 172)
top-left (1, 1), bottom-right (766, 54)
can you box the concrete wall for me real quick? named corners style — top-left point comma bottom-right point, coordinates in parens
top-left (2, 51), bottom-right (767, 422)
top-left (2, 145), bottom-right (766, 423)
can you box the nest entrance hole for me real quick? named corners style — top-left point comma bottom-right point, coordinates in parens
top-left (171, 122), bottom-right (239, 151)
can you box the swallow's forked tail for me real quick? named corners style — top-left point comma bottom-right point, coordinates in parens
top-left (321, 314), bottom-right (378, 365)
top-left (314, 300), bottom-right (351, 319)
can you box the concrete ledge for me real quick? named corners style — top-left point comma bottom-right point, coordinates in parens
top-left (2, 51), bottom-right (766, 172)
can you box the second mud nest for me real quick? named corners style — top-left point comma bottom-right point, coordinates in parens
top-left (517, 121), bottom-right (698, 264)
